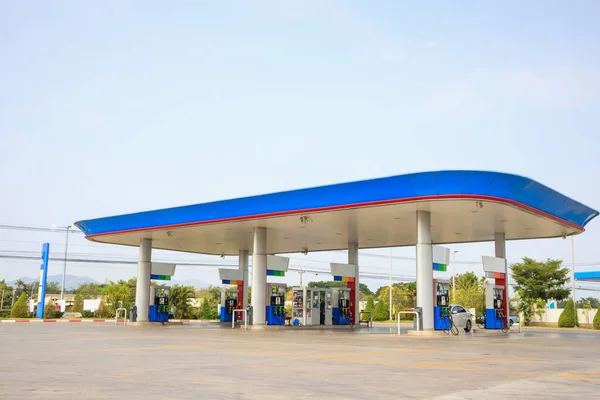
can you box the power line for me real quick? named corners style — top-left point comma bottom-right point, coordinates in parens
top-left (4, 253), bottom-right (600, 289)
top-left (0, 224), bottom-right (83, 234)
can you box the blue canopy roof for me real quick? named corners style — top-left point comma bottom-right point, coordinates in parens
top-left (574, 271), bottom-right (600, 281)
top-left (75, 170), bottom-right (598, 238)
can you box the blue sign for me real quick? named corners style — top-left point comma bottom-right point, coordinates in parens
top-left (35, 243), bottom-right (50, 319)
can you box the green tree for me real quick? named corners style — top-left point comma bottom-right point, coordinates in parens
top-left (558, 299), bottom-right (577, 328)
top-left (0, 280), bottom-right (13, 310)
top-left (514, 295), bottom-right (546, 324)
top-left (45, 281), bottom-right (62, 294)
top-left (104, 282), bottom-right (131, 315)
top-left (373, 300), bottom-right (389, 321)
top-left (399, 282), bottom-right (417, 308)
top-left (198, 297), bottom-right (218, 320)
top-left (364, 295), bottom-right (375, 316)
top-left (10, 293), bottom-right (28, 318)
top-left (170, 285), bottom-right (196, 319)
top-left (359, 283), bottom-right (373, 296)
top-left (593, 309), bottom-right (600, 330)
top-left (510, 258), bottom-right (570, 325)
top-left (73, 293), bottom-right (84, 313)
top-left (577, 297), bottom-right (600, 309)
top-left (13, 279), bottom-right (34, 300)
top-left (375, 282), bottom-right (416, 314)
top-left (376, 285), bottom-right (404, 318)
top-left (44, 300), bottom-right (56, 319)
top-left (450, 273), bottom-right (486, 314)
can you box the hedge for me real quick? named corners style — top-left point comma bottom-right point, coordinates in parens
top-left (558, 299), bottom-right (577, 328)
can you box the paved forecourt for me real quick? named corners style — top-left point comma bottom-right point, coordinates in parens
top-left (1, 323), bottom-right (599, 399)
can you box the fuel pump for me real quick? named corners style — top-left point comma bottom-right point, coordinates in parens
top-left (266, 283), bottom-right (287, 325)
top-left (485, 284), bottom-right (507, 330)
top-left (332, 288), bottom-right (351, 325)
top-left (219, 288), bottom-right (239, 323)
top-left (433, 280), bottom-right (451, 331)
top-left (149, 286), bottom-right (170, 324)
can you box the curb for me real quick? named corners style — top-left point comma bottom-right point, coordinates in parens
top-left (0, 319), bottom-right (118, 323)
top-left (170, 319), bottom-right (216, 323)
top-left (0, 319), bottom-right (216, 324)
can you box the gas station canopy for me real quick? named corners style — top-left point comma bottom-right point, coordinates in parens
top-left (574, 271), bottom-right (600, 282)
top-left (75, 170), bottom-right (598, 255)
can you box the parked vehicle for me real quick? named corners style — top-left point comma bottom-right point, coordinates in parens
top-left (449, 304), bottom-right (472, 333)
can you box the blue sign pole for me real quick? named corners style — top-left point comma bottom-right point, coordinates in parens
top-left (35, 243), bottom-right (50, 319)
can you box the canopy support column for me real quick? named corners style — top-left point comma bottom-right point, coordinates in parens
top-left (348, 242), bottom-right (359, 325)
top-left (495, 232), bottom-right (509, 327)
top-left (251, 228), bottom-right (267, 325)
top-left (239, 250), bottom-right (249, 309)
top-left (416, 211), bottom-right (434, 330)
top-left (135, 238), bottom-right (152, 322)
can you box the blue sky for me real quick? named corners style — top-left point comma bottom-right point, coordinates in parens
top-left (1, 1), bottom-right (599, 295)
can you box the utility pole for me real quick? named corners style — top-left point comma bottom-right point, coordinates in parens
top-left (389, 248), bottom-right (393, 320)
top-left (11, 288), bottom-right (16, 308)
top-left (60, 225), bottom-right (72, 300)
top-left (571, 236), bottom-right (576, 318)
top-left (452, 250), bottom-right (459, 303)
top-left (299, 271), bottom-right (304, 287)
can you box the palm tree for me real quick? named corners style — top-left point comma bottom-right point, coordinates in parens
top-left (169, 285), bottom-right (196, 319)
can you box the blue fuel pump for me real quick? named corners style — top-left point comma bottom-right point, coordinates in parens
top-left (219, 288), bottom-right (239, 323)
top-left (149, 286), bottom-right (170, 324)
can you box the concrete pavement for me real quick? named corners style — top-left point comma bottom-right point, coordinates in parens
top-left (0, 323), bottom-right (598, 399)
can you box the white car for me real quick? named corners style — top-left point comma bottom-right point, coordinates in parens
top-left (449, 304), bottom-right (473, 332)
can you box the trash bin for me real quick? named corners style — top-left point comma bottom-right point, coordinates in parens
top-left (246, 305), bottom-right (253, 326)
top-left (413, 307), bottom-right (423, 331)
top-left (130, 305), bottom-right (137, 323)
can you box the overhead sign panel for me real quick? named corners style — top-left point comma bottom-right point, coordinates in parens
top-left (219, 268), bottom-right (244, 282)
top-left (330, 263), bottom-right (356, 278)
top-left (151, 263), bottom-right (176, 276)
top-left (267, 255), bottom-right (289, 271)
top-left (482, 256), bottom-right (507, 273)
top-left (433, 246), bottom-right (450, 271)
top-left (330, 262), bottom-right (356, 282)
top-left (266, 255), bottom-right (290, 277)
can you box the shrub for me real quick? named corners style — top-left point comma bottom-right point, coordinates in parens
top-left (81, 310), bottom-right (94, 318)
top-left (44, 300), bottom-right (57, 319)
top-left (0, 310), bottom-right (10, 319)
top-left (10, 293), bottom-right (29, 318)
top-left (95, 300), bottom-right (111, 318)
top-left (593, 310), bottom-right (600, 330)
top-left (373, 300), bottom-right (389, 321)
top-left (558, 299), bottom-right (577, 328)
top-left (73, 294), bottom-right (84, 313)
